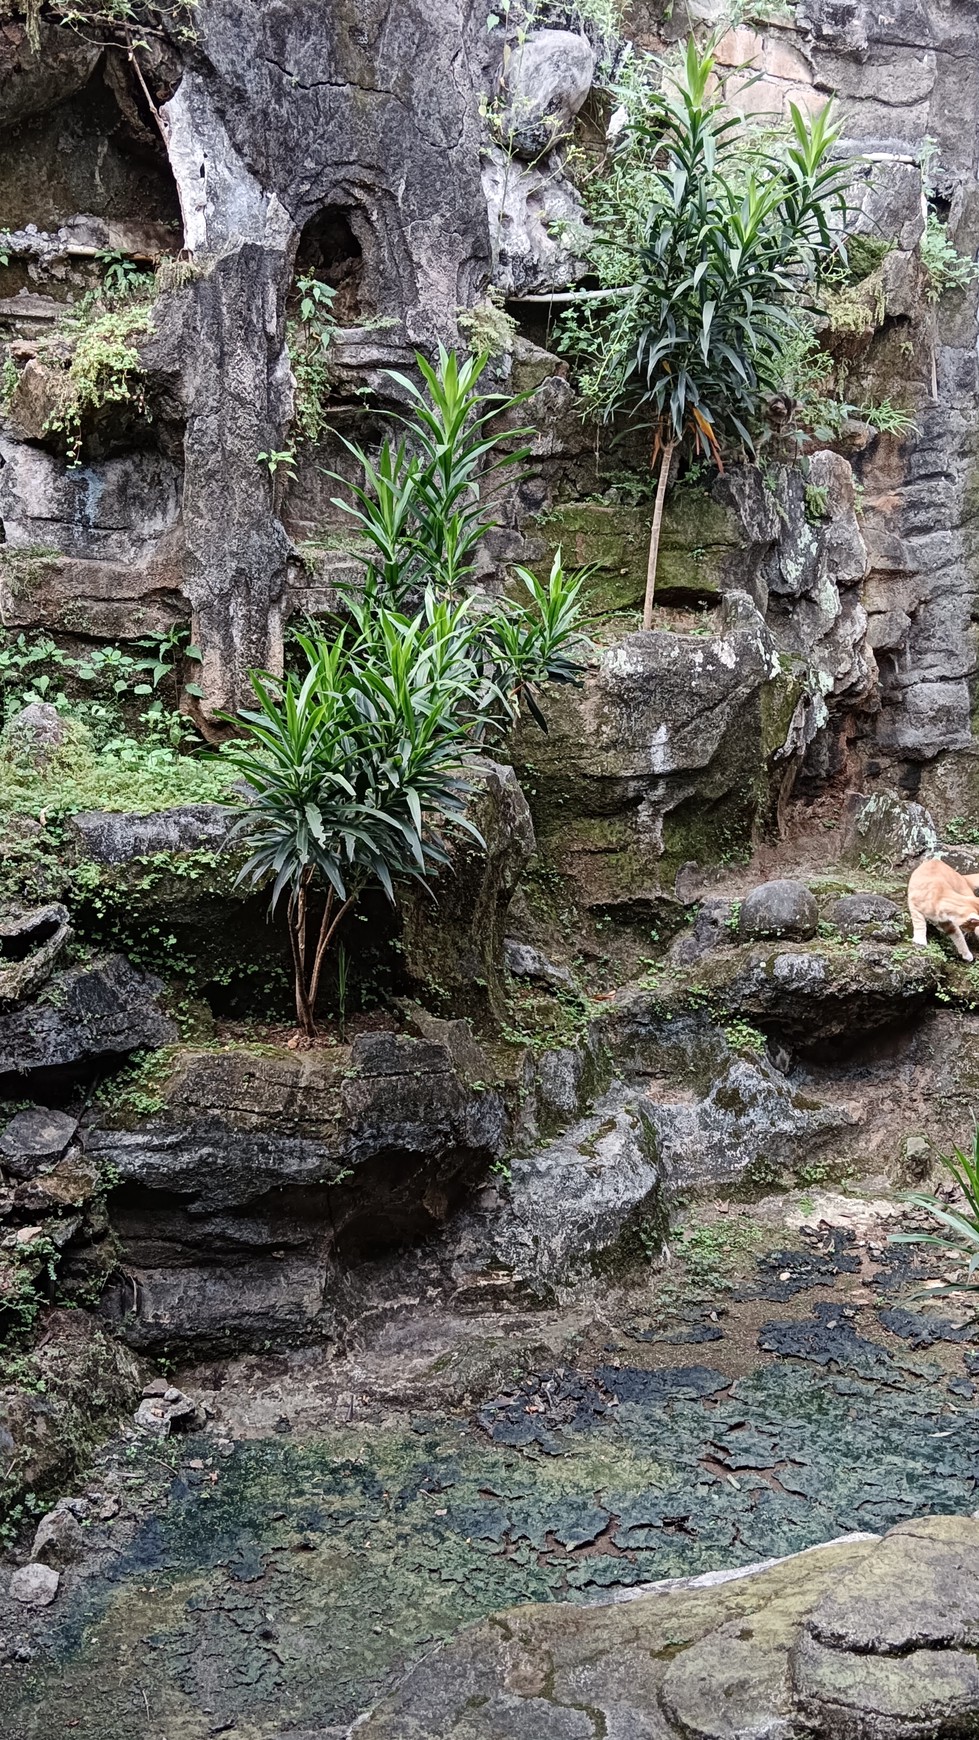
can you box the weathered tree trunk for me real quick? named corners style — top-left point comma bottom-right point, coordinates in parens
top-left (642, 440), bottom-right (675, 632)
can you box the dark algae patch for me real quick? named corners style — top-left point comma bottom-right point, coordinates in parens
top-left (5, 1291), bottom-right (979, 1738)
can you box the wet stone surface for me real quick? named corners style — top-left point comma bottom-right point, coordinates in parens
top-left (3, 1233), bottom-right (979, 1737)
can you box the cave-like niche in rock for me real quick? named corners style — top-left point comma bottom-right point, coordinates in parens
top-left (295, 205), bottom-right (366, 325)
top-left (0, 50), bottom-right (181, 269)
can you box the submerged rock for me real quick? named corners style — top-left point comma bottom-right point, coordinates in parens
top-left (353, 1516), bottom-right (979, 1738)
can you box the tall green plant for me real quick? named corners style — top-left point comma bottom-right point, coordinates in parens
top-left (561, 36), bottom-right (852, 626)
top-left (329, 346), bottom-right (532, 603)
top-left (222, 562), bottom-right (582, 1036)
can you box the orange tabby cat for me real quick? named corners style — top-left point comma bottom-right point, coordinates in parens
top-left (908, 858), bottom-right (979, 961)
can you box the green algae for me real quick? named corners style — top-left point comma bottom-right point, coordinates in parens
top-left (5, 1329), bottom-right (979, 1739)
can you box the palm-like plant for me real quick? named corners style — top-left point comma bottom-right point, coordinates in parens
top-left (890, 1129), bottom-right (979, 1302)
top-left (221, 558), bottom-right (583, 1036)
top-left (486, 555), bottom-right (584, 730)
top-left (329, 346), bottom-right (532, 604)
top-left (568, 36), bottom-right (852, 627)
top-left (222, 602), bottom-right (484, 1036)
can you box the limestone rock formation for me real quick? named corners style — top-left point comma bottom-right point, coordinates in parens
top-left (509, 591), bottom-right (798, 906)
top-left (492, 29), bottom-right (595, 159)
top-left (90, 1033), bottom-right (509, 1348)
top-left (0, 954), bottom-right (176, 1078)
top-left (352, 1516), bottom-right (979, 1739)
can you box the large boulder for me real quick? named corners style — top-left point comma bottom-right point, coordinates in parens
top-left (0, 954), bottom-right (176, 1077)
top-left (493, 29), bottom-right (595, 158)
top-left (352, 1516), bottom-right (979, 1739)
top-left (69, 804), bottom-right (235, 864)
top-left (508, 593), bottom-right (807, 909)
top-left (448, 1093), bottom-right (665, 1302)
top-left (601, 1007), bottom-right (850, 1187)
top-left (842, 792), bottom-right (938, 867)
top-left (661, 939), bottom-right (944, 1046)
top-left (738, 879), bottom-right (818, 941)
top-left (401, 759), bottom-right (536, 1018)
top-left (90, 1033), bottom-right (509, 1350)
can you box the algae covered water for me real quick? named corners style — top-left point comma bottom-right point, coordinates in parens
top-left (5, 1286), bottom-right (979, 1739)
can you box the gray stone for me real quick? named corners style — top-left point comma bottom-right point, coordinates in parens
top-left (0, 903), bottom-right (72, 1006)
top-left (353, 1517), bottom-right (979, 1738)
top-left (0, 954), bottom-right (176, 1077)
top-left (829, 893), bottom-right (904, 942)
top-left (92, 1035), bottom-right (509, 1350)
top-left (509, 592), bottom-right (800, 910)
top-left (134, 1384), bottom-right (206, 1436)
top-left (738, 880), bottom-right (819, 941)
top-left (668, 899), bottom-right (734, 964)
top-left (0, 1107), bottom-right (79, 1180)
top-left (504, 939), bottom-right (574, 990)
top-left (0, 20), bottom-right (101, 131)
top-left (402, 759), bottom-right (536, 1019)
top-left (70, 805), bottom-right (235, 865)
top-left (30, 1504), bottom-right (86, 1568)
top-left (841, 793), bottom-right (939, 867)
top-left (618, 938), bottom-right (946, 1047)
top-left (9, 1562), bottom-right (60, 1607)
top-left (494, 30), bottom-right (595, 159)
top-left (482, 146), bottom-right (588, 297)
top-left (2, 702), bottom-right (68, 762)
top-left (641, 1042), bottom-right (849, 1190)
top-left (450, 1091), bottom-right (664, 1297)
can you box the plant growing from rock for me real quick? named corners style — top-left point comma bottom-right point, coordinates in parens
top-left (328, 346), bottom-right (532, 605)
top-left (891, 1128), bottom-right (979, 1303)
top-left (559, 35), bottom-right (852, 625)
top-left (288, 273), bottom-right (338, 444)
top-left (222, 563), bottom-right (582, 1037)
top-left (225, 344), bottom-right (583, 1037)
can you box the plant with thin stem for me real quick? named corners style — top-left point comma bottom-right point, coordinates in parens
top-left (220, 601), bottom-right (485, 1037)
top-left (221, 570), bottom-right (583, 1036)
top-left (890, 1127), bottom-right (979, 1302)
top-left (335, 941), bottom-right (350, 1042)
top-left (328, 346), bottom-right (533, 605)
top-left (559, 35), bottom-right (852, 626)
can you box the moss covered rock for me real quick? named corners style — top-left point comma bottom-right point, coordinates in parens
top-left (354, 1517), bottom-right (979, 1739)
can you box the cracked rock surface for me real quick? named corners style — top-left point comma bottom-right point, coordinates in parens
top-left (355, 1516), bottom-right (979, 1739)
